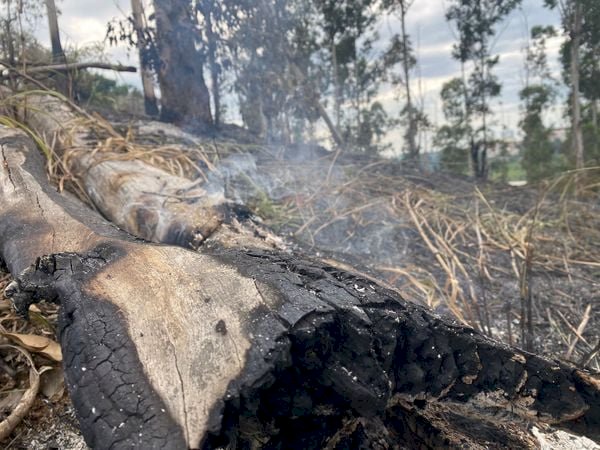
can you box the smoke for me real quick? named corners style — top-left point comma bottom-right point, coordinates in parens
top-left (202, 143), bottom-right (413, 270)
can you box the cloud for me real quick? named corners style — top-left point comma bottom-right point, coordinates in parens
top-left (33, 0), bottom-right (137, 84)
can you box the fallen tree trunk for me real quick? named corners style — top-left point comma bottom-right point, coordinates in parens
top-left (1, 113), bottom-right (600, 448)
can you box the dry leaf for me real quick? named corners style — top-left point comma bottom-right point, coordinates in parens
top-left (0, 345), bottom-right (41, 441)
top-left (0, 391), bottom-right (24, 414)
top-left (1, 333), bottom-right (62, 362)
top-left (40, 367), bottom-right (65, 400)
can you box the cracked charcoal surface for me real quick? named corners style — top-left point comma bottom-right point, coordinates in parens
top-left (199, 248), bottom-right (600, 448)
top-left (10, 248), bottom-right (186, 450)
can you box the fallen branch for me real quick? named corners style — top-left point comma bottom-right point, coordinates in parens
top-left (0, 62), bottom-right (137, 79)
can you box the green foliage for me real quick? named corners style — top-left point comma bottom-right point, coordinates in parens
top-left (490, 157), bottom-right (526, 182)
top-left (582, 114), bottom-right (600, 165)
top-left (316, 0), bottom-right (390, 152)
top-left (435, 78), bottom-right (471, 175)
top-left (351, 101), bottom-right (390, 152)
top-left (74, 72), bottom-right (143, 113)
top-left (521, 120), bottom-right (558, 183)
top-left (435, 125), bottom-right (470, 175)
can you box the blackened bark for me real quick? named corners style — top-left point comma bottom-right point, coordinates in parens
top-left (153, 0), bottom-right (213, 128)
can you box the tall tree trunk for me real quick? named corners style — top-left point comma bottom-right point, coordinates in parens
top-left (461, 62), bottom-right (475, 176)
top-left (45, 0), bottom-right (66, 65)
top-left (479, 28), bottom-right (489, 180)
top-left (44, 0), bottom-right (69, 96)
top-left (400, 1), bottom-right (418, 162)
top-left (131, 0), bottom-right (159, 117)
top-left (201, 5), bottom-right (221, 128)
top-left (290, 63), bottom-right (345, 148)
top-left (2, 1), bottom-right (18, 91)
top-left (153, 0), bottom-right (213, 128)
top-left (570, 0), bottom-right (584, 172)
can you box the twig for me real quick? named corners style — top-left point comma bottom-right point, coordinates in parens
top-left (0, 345), bottom-right (44, 441)
top-left (566, 304), bottom-right (592, 359)
top-left (580, 339), bottom-right (600, 368)
top-left (555, 309), bottom-right (592, 348)
top-left (0, 62), bottom-right (137, 78)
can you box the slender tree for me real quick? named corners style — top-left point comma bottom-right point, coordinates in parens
top-left (552, 0), bottom-right (600, 167)
top-left (520, 26), bottom-right (558, 182)
top-left (446, 0), bottom-right (522, 179)
top-left (195, 0), bottom-right (225, 128)
top-left (45, 0), bottom-right (65, 65)
top-left (130, 0), bottom-right (159, 117)
top-left (545, 0), bottom-right (584, 171)
top-left (382, 0), bottom-right (423, 161)
top-left (435, 78), bottom-right (472, 175)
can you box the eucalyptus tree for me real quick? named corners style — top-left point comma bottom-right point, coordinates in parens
top-left (381, 0), bottom-right (424, 160)
top-left (317, 0), bottom-right (390, 152)
top-left (520, 26), bottom-right (558, 182)
top-left (446, 0), bottom-right (522, 179)
top-left (130, 0), bottom-right (158, 116)
top-left (435, 78), bottom-right (472, 175)
top-left (551, 0), bottom-right (600, 166)
top-left (152, 0), bottom-right (212, 127)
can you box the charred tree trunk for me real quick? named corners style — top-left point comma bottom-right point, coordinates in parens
top-left (153, 0), bottom-right (213, 128)
top-left (131, 0), bottom-right (159, 117)
top-left (1, 98), bottom-right (600, 449)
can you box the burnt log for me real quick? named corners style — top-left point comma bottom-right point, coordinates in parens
top-left (1, 121), bottom-right (600, 449)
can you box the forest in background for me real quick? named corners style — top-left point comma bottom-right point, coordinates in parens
top-left (1, 0), bottom-right (599, 185)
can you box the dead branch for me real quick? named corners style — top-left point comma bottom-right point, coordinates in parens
top-left (0, 62), bottom-right (137, 80)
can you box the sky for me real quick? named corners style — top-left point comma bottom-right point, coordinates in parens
top-left (32, 0), bottom-right (566, 150)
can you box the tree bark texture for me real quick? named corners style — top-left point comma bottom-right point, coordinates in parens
top-left (0, 99), bottom-right (599, 449)
top-left (152, 0), bottom-right (213, 127)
